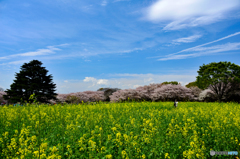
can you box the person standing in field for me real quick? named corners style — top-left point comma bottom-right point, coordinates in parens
top-left (174, 99), bottom-right (178, 108)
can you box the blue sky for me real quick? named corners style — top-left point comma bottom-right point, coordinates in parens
top-left (1, 0), bottom-right (240, 94)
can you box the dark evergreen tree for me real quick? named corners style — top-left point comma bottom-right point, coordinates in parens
top-left (3, 60), bottom-right (58, 104)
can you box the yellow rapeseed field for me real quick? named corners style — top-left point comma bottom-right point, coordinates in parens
top-left (0, 101), bottom-right (239, 158)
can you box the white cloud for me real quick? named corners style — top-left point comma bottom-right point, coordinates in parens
top-left (97, 79), bottom-right (108, 85)
top-left (157, 42), bottom-right (240, 61)
top-left (83, 77), bottom-right (97, 82)
top-left (176, 31), bottom-right (240, 54)
top-left (101, 0), bottom-right (107, 6)
top-left (0, 60), bottom-right (30, 66)
top-left (172, 34), bottom-right (202, 44)
top-left (144, 78), bottom-right (154, 83)
top-left (133, 85), bottom-right (141, 88)
top-left (122, 48), bottom-right (143, 53)
top-left (83, 77), bottom-right (108, 85)
top-left (0, 44), bottom-right (66, 61)
top-left (64, 80), bottom-right (68, 83)
top-left (113, 0), bottom-right (129, 2)
top-left (148, 31), bottom-right (240, 61)
top-left (145, 0), bottom-right (240, 30)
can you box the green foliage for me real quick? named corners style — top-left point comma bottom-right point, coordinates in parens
top-left (196, 61), bottom-right (240, 102)
top-left (185, 81), bottom-right (199, 88)
top-left (3, 60), bottom-right (58, 104)
top-left (161, 81), bottom-right (180, 85)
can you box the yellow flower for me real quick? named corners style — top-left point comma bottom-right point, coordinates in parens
top-left (79, 148), bottom-right (84, 151)
top-left (190, 141), bottom-right (194, 147)
top-left (106, 154), bottom-right (112, 159)
top-left (101, 146), bottom-right (106, 151)
top-left (41, 143), bottom-right (48, 150)
top-left (111, 127), bottom-right (117, 132)
top-left (51, 146), bottom-right (58, 153)
top-left (33, 151), bottom-right (39, 157)
top-left (124, 134), bottom-right (129, 141)
top-left (142, 154), bottom-right (146, 159)
top-left (31, 135), bottom-right (37, 142)
top-left (116, 132), bottom-right (121, 139)
top-left (108, 135), bottom-right (112, 141)
top-left (67, 145), bottom-right (71, 150)
top-left (165, 153), bottom-right (170, 159)
top-left (122, 150), bottom-right (127, 157)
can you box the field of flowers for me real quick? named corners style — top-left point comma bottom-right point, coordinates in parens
top-left (0, 101), bottom-right (239, 159)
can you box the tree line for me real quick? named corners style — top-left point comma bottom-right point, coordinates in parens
top-left (0, 60), bottom-right (240, 105)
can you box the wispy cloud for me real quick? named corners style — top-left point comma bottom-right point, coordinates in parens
top-left (0, 60), bottom-right (30, 66)
top-left (148, 31), bottom-right (240, 60)
top-left (157, 42), bottom-right (240, 61)
top-left (113, 0), bottom-right (130, 2)
top-left (145, 0), bottom-right (240, 30)
top-left (172, 34), bottom-right (202, 44)
top-left (168, 31), bottom-right (240, 57)
top-left (0, 44), bottom-right (68, 61)
top-left (121, 48), bottom-right (143, 53)
top-left (101, 0), bottom-right (107, 6)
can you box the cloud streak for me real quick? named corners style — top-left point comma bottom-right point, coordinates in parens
top-left (145, 0), bottom-right (240, 30)
top-left (172, 34), bottom-right (202, 44)
top-left (148, 31), bottom-right (240, 61)
top-left (157, 42), bottom-right (240, 61)
top-left (0, 44), bottom-right (67, 61)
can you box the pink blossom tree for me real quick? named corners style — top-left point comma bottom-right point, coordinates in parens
top-left (135, 83), bottom-right (163, 101)
top-left (49, 91), bottom-right (107, 104)
top-left (198, 89), bottom-right (217, 102)
top-left (206, 77), bottom-right (240, 102)
top-left (188, 86), bottom-right (203, 101)
top-left (109, 89), bottom-right (144, 103)
top-left (150, 84), bottom-right (195, 102)
top-left (0, 91), bottom-right (8, 104)
top-left (82, 91), bottom-right (106, 102)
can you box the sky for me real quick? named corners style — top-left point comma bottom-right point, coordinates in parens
top-left (0, 0), bottom-right (240, 94)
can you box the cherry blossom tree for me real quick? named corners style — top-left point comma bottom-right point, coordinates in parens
top-left (198, 89), bottom-right (217, 102)
top-left (0, 87), bottom-right (4, 92)
top-left (150, 84), bottom-right (195, 102)
top-left (188, 86), bottom-right (203, 101)
top-left (135, 83), bottom-right (164, 101)
top-left (0, 91), bottom-right (8, 104)
top-left (109, 89), bottom-right (144, 103)
top-left (82, 91), bottom-right (106, 102)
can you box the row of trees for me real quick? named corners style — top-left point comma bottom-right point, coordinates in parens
top-left (0, 60), bottom-right (240, 105)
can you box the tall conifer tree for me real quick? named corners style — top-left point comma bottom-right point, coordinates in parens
top-left (3, 60), bottom-right (58, 104)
